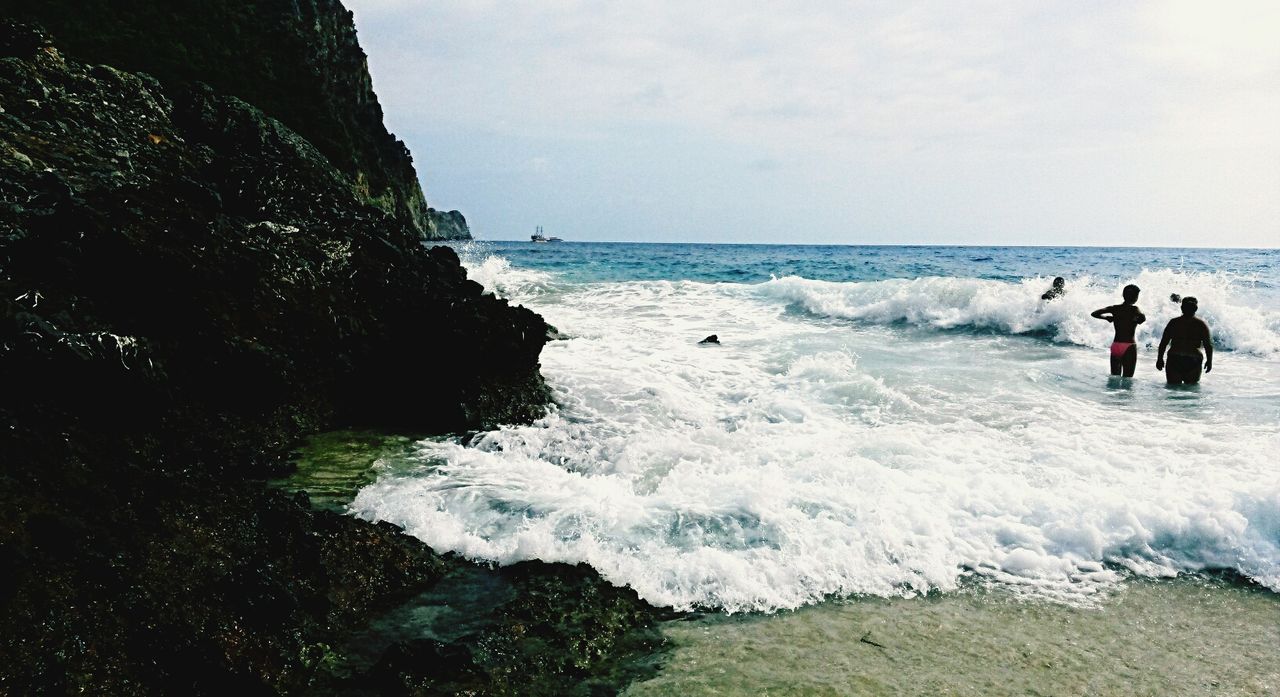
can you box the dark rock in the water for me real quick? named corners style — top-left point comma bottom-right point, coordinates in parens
top-left (4, 0), bottom-right (464, 239)
top-left (345, 562), bottom-right (667, 696)
top-left (699, 334), bottom-right (721, 344)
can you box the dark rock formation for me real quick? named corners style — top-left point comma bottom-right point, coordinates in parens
top-left (0, 20), bottom-right (665, 695)
top-left (1, 0), bottom-right (465, 239)
top-left (0, 21), bottom-right (546, 444)
top-left (350, 563), bottom-right (666, 696)
top-left (427, 208), bottom-right (472, 241)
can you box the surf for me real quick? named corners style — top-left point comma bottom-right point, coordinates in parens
top-left (759, 269), bottom-right (1280, 355)
top-left (353, 244), bottom-right (1280, 612)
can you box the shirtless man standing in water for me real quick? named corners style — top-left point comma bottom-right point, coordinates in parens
top-left (1156, 296), bottom-right (1213, 384)
top-left (1091, 284), bottom-right (1145, 377)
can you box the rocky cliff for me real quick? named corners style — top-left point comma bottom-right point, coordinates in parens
top-left (428, 208), bottom-right (472, 240)
top-left (0, 20), bottom-right (659, 694)
top-left (1, 0), bottom-right (467, 240)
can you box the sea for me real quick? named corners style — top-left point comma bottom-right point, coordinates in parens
top-left (348, 242), bottom-right (1280, 691)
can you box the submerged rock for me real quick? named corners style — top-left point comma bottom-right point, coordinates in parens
top-left (343, 562), bottom-right (667, 696)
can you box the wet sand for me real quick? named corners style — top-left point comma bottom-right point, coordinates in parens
top-left (625, 576), bottom-right (1280, 696)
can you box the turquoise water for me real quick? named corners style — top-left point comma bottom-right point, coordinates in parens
top-left (472, 242), bottom-right (1279, 291)
top-left (355, 242), bottom-right (1280, 613)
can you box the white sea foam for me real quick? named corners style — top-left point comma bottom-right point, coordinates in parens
top-left (352, 253), bottom-right (1280, 611)
top-left (457, 250), bottom-right (563, 300)
top-left (758, 269), bottom-right (1280, 355)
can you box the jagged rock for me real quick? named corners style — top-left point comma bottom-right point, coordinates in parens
top-left (2, 0), bottom-right (465, 239)
top-left (427, 207), bottom-right (471, 240)
top-left (0, 20), bottom-right (549, 445)
top-left (0, 19), bottom-right (562, 693)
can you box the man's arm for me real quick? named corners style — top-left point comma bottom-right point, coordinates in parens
top-left (1202, 322), bottom-right (1213, 373)
top-left (1091, 305), bottom-right (1114, 321)
top-left (1135, 307), bottom-right (1146, 324)
top-left (1156, 320), bottom-right (1172, 370)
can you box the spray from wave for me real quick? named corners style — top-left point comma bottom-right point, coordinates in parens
top-left (451, 242), bottom-right (562, 300)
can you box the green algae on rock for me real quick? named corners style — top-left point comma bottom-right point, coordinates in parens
top-left (272, 431), bottom-right (423, 514)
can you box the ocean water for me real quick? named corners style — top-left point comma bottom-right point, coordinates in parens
top-left (352, 243), bottom-right (1280, 613)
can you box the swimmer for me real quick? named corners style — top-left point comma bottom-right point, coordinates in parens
top-left (1091, 284), bottom-right (1145, 377)
top-left (1156, 297), bottom-right (1213, 385)
top-left (1041, 277), bottom-right (1066, 301)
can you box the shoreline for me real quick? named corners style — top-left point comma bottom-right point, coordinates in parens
top-left (4, 4), bottom-right (1275, 691)
top-left (276, 430), bottom-right (670, 694)
top-left (289, 429), bottom-right (1280, 694)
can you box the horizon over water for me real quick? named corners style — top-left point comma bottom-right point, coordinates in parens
top-left (353, 241), bottom-right (1280, 613)
top-left (481, 239), bottom-right (1279, 249)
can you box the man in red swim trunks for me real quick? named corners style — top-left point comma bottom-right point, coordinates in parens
top-left (1091, 284), bottom-right (1145, 377)
top-left (1156, 296), bottom-right (1213, 384)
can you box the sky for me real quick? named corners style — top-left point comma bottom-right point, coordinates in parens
top-left (345, 1), bottom-right (1279, 247)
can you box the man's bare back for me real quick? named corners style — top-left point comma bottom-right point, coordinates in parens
top-left (1162, 315), bottom-right (1210, 355)
top-left (1157, 297), bottom-right (1213, 384)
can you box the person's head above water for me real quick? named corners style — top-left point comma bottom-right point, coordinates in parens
top-left (1181, 296), bottom-right (1198, 316)
top-left (1122, 284), bottom-right (1140, 303)
top-left (1040, 277), bottom-right (1067, 300)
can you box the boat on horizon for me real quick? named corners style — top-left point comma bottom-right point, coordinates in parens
top-left (531, 225), bottom-right (563, 243)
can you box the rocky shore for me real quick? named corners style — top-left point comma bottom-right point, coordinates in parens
top-left (0, 15), bottom-right (659, 696)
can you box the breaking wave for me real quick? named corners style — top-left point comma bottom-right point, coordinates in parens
top-left (758, 269), bottom-right (1280, 355)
